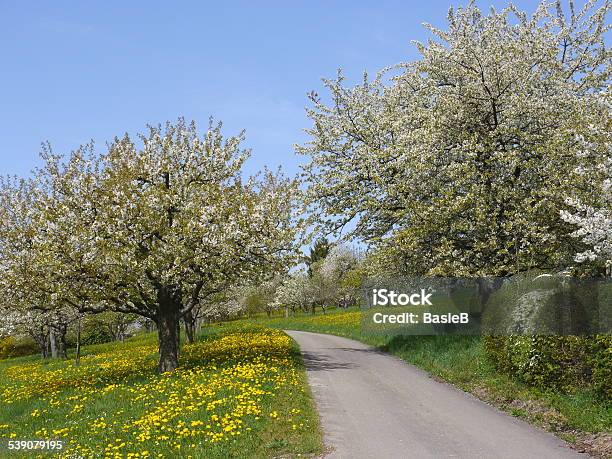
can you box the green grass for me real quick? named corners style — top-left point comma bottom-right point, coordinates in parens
top-left (245, 308), bottom-right (611, 438)
top-left (0, 323), bottom-right (322, 459)
top-left (1, 308), bottom-right (608, 456)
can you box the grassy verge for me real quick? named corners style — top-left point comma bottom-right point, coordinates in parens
top-left (0, 323), bottom-right (322, 459)
top-left (246, 308), bottom-right (611, 457)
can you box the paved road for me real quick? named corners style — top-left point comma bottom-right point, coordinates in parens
top-left (285, 330), bottom-right (586, 459)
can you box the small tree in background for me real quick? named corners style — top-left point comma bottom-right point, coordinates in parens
top-left (273, 271), bottom-right (315, 317)
top-left (320, 244), bottom-right (363, 308)
top-left (305, 237), bottom-right (331, 277)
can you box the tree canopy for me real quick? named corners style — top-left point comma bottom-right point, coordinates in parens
top-left (299, 0), bottom-right (610, 276)
top-left (0, 119), bottom-right (301, 371)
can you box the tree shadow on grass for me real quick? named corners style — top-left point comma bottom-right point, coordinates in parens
top-left (380, 335), bottom-right (480, 354)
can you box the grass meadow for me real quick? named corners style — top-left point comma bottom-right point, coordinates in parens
top-left (0, 307), bottom-right (609, 458)
top-left (0, 324), bottom-right (322, 459)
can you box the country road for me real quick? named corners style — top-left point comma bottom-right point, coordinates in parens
top-left (285, 330), bottom-right (586, 459)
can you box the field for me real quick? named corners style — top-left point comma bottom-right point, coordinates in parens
top-left (248, 308), bottom-right (612, 445)
top-left (1, 308), bottom-right (609, 458)
top-left (0, 324), bottom-right (322, 459)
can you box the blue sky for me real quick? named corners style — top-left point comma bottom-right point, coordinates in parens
top-left (0, 0), bottom-right (543, 178)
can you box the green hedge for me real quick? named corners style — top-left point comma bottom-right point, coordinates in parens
top-left (589, 335), bottom-right (612, 399)
top-left (0, 336), bottom-right (40, 359)
top-left (483, 335), bottom-right (611, 399)
top-left (482, 273), bottom-right (611, 398)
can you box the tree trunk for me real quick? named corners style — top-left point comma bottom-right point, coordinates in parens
top-left (183, 309), bottom-right (196, 344)
top-left (176, 318), bottom-right (181, 357)
top-left (49, 329), bottom-right (58, 358)
top-left (75, 316), bottom-right (82, 366)
top-left (144, 319), bottom-right (155, 333)
top-left (156, 287), bottom-right (181, 373)
top-left (30, 328), bottom-right (49, 359)
top-left (118, 321), bottom-right (127, 342)
top-left (107, 324), bottom-right (118, 342)
top-left (39, 339), bottom-right (49, 359)
top-left (57, 325), bottom-right (68, 359)
top-left (45, 332), bottom-right (51, 358)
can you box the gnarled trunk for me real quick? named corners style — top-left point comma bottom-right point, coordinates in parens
top-left (30, 327), bottom-right (50, 359)
top-left (156, 286), bottom-right (181, 373)
top-left (75, 316), bottom-right (82, 366)
top-left (49, 329), bottom-right (58, 358)
top-left (183, 309), bottom-right (196, 344)
top-left (57, 324), bottom-right (68, 359)
top-left (49, 324), bottom-right (68, 359)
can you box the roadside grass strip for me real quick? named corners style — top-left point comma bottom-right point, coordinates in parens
top-left (253, 308), bottom-right (611, 456)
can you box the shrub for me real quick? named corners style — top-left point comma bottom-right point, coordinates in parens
top-left (482, 335), bottom-right (511, 371)
top-left (588, 335), bottom-right (612, 399)
top-left (482, 273), bottom-right (610, 398)
top-left (484, 335), bottom-right (610, 398)
top-left (66, 325), bottom-right (114, 347)
top-left (0, 336), bottom-right (39, 359)
top-left (0, 336), bottom-right (16, 359)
